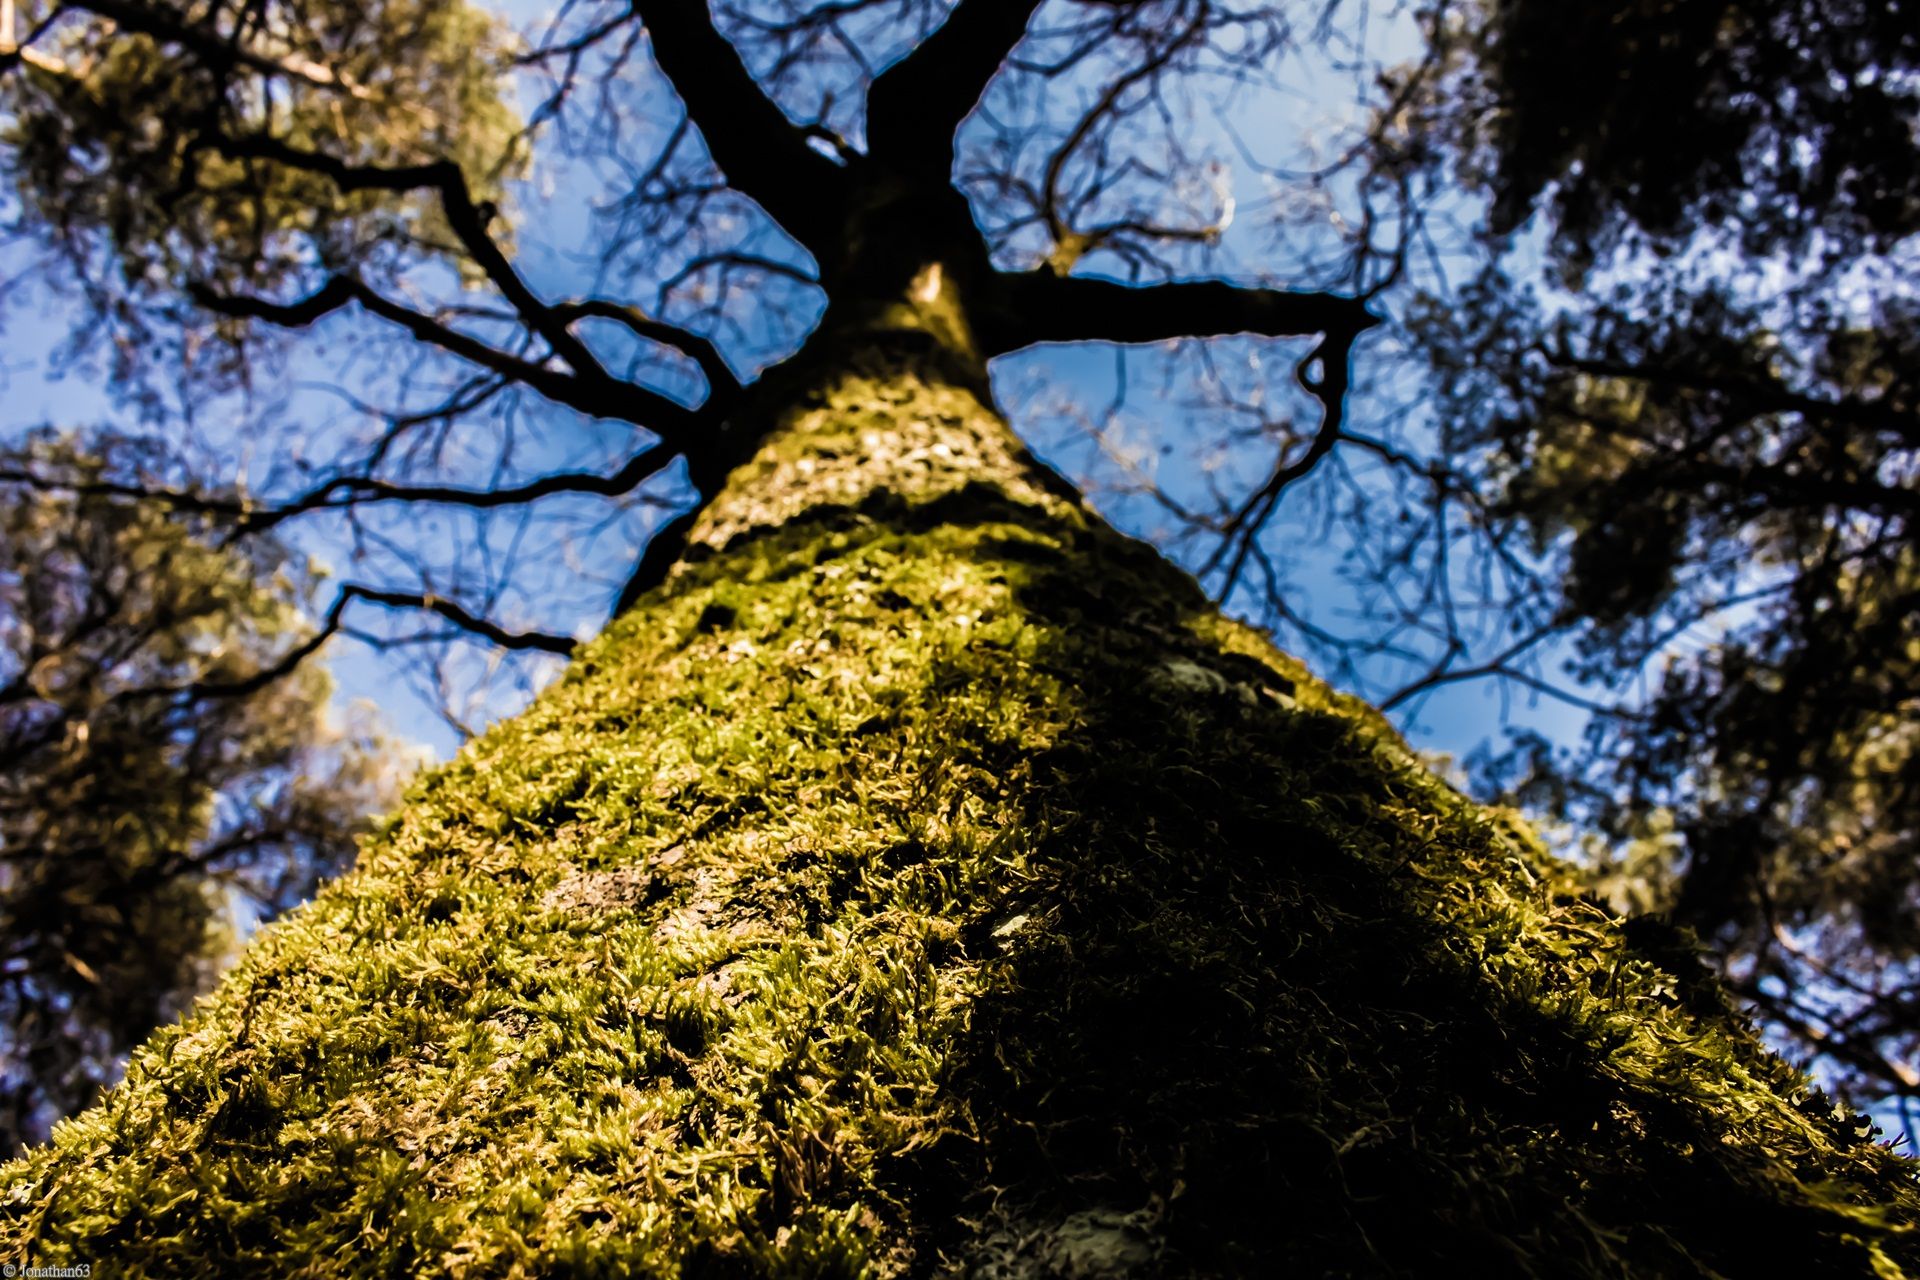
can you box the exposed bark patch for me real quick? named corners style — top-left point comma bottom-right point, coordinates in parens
top-left (542, 865), bottom-right (659, 915)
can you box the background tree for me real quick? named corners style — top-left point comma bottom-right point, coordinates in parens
top-left (1350, 0), bottom-right (1920, 1120)
top-left (0, 429), bottom-right (401, 1154)
top-left (0, 0), bottom-right (1916, 1272)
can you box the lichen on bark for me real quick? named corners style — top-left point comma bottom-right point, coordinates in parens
top-left (4, 334), bottom-right (1918, 1277)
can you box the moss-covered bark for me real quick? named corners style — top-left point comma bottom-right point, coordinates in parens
top-left (4, 316), bottom-right (1918, 1277)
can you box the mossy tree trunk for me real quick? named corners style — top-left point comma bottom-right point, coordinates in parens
top-left (5, 282), bottom-right (1919, 1277)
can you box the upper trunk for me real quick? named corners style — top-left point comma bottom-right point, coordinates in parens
top-left (4, 311), bottom-right (1917, 1277)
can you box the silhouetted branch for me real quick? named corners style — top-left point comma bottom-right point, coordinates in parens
top-left (1199, 324), bottom-right (1368, 591)
top-left (1381, 624), bottom-right (1569, 712)
top-left (866, 0), bottom-right (1043, 175)
top-left (3, 439), bottom-right (679, 540)
top-left (338, 586), bottom-right (577, 655)
top-left (191, 278), bottom-right (701, 439)
top-left (210, 135), bottom-right (612, 383)
top-left (117, 586), bottom-right (573, 711)
top-left (980, 272), bottom-right (1376, 354)
top-left (630, 0), bottom-right (844, 252)
top-left (550, 298), bottom-right (740, 403)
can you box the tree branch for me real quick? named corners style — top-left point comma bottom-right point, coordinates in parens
top-left (1380, 624), bottom-right (1567, 712)
top-left (246, 444), bottom-right (681, 533)
top-left (975, 272), bottom-right (1378, 596)
top-left (630, 0), bottom-right (842, 251)
top-left (550, 298), bottom-right (740, 404)
top-left (191, 278), bottom-right (701, 440)
top-left (0, 2), bottom-right (74, 76)
top-left (979, 272), bottom-right (1376, 354)
top-left (212, 136), bottom-right (613, 385)
top-left (1, 442), bottom-right (681, 535)
top-left (340, 586), bottom-right (576, 655)
top-left (1546, 349), bottom-right (1920, 447)
top-left (149, 582), bottom-right (575, 706)
top-left (1197, 323), bottom-right (1370, 592)
top-left (59, 0), bottom-right (377, 100)
top-left (866, 0), bottom-right (1043, 175)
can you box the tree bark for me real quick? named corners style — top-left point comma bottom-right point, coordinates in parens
top-left (3, 293), bottom-right (1917, 1276)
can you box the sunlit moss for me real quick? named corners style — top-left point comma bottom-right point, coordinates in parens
top-left (4, 349), bottom-right (1916, 1276)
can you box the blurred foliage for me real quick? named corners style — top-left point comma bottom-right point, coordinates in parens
top-left (0, 430), bottom-right (404, 1154)
top-left (1424, 0), bottom-right (1920, 266)
top-left (1393, 0), bottom-right (1920, 1109)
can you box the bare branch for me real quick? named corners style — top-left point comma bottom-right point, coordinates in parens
top-left (154, 582), bottom-right (576, 706)
top-left (1197, 323), bottom-right (1370, 593)
top-left (866, 0), bottom-right (1043, 175)
top-left (631, 0), bottom-right (844, 251)
top-left (979, 271), bottom-right (1376, 354)
top-left (550, 298), bottom-right (740, 403)
top-left (191, 278), bottom-right (702, 440)
top-left (0, 440), bottom-right (681, 540)
top-left (338, 586), bottom-right (577, 655)
top-left (211, 136), bottom-right (612, 383)
top-left (1380, 624), bottom-right (1568, 712)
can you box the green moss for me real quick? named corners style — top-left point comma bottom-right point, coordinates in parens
top-left (4, 352), bottom-right (1917, 1277)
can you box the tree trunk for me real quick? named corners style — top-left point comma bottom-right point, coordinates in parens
top-left (4, 298), bottom-right (1917, 1276)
